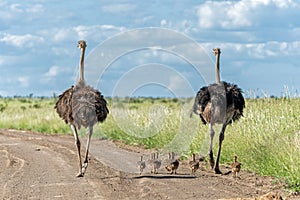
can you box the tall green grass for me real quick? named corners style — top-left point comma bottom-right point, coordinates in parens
top-left (0, 97), bottom-right (299, 192)
top-left (0, 98), bottom-right (70, 134)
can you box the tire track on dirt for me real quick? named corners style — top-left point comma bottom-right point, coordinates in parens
top-left (0, 148), bottom-right (25, 199)
top-left (0, 129), bottom-right (295, 200)
top-left (0, 131), bottom-right (108, 199)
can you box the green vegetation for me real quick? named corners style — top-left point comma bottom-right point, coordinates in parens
top-left (0, 97), bottom-right (299, 192)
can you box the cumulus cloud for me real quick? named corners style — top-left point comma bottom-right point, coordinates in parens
top-left (0, 2), bottom-right (44, 21)
top-left (196, 0), bottom-right (300, 29)
top-left (18, 76), bottom-right (29, 87)
top-left (10, 4), bottom-right (23, 13)
top-left (160, 19), bottom-right (168, 27)
top-left (73, 25), bottom-right (125, 39)
top-left (52, 28), bottom-right (75, 42)
top-left (0, 0), bottom-right (299, 97)
top-left (0, 33), bottom-right (44, 48)
top-left (51, 25), bottom-right (126, 42)
top-left (44, 66), bottom-right (60, 78)
top-left (42, 65), bottom-right (69, 83)
top-left (25, 4), bottom-right (44, 13)
top-left (201, 41), bottom-right (300, 61)
top-left (101, 3), bottom-right (136, 14)
top-left (168, 75), bottom-right (194, 97)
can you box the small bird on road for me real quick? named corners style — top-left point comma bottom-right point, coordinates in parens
top-left (137, 155), bottom-right (146, 175)
top-left (152, 152), bottom-right (162, 174)
top-left (231, 155), bottom-right (241, 178)
top-left (165, 152), bottom-right (179, 174)
top-left (189, 153), bottom-right (200, 174)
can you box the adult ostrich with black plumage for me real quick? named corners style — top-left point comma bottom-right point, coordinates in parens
top-left (55, 40), bottom-right (109, 177)
top-left (191, 48), bottom-right (245, 174)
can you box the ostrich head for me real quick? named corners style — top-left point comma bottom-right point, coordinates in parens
top-left (77, 40), bottom-right (87, 49)
top-left (233, 155), bottom-right (238, 162)
top-left (213, 48), bottom-right (221, 56)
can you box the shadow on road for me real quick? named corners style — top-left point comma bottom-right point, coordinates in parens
top-left (132, 174), bottom-right (197, 180)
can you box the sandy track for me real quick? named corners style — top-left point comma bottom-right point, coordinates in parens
top-left (0, 129), bottom-right (296, 200)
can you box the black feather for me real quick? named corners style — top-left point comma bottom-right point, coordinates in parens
top-left (192, 81), bottom-right (245, 125)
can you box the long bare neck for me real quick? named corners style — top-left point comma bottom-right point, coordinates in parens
top-left (215, 52), bottom-right (220, 84)
top-left (78, 47), bottom-right (85, 83)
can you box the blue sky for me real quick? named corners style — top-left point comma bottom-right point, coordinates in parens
top-left (0, 0), bottom-right (299, 98)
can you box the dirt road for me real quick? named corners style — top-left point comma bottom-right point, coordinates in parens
top-left (0, 129), bottom-right (296, 200)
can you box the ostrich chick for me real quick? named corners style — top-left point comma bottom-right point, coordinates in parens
top-left (137, 155), bottom-right (146, 175)
top-left (231, 155), bottom-right (241, 178)
top-left (165, 152), bottom-right (179, 174)
top-left (152, 152), bottom-right (161, 174)
top-left (189, 153), bottom-right (200, 174)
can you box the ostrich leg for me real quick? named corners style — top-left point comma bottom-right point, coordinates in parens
top-left (208, 123), bottom-right (215, 169)
top-left (71, 124), bottom-right (83, 177)
top-left (81, 126), bottom-right (93, 176)
top-left (214, 124), bottom-right (227, 174)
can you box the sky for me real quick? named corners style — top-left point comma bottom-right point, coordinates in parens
top-left (0, 0), bottom-right (299, 98)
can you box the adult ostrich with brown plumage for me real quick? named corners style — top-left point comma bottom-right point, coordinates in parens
top-left (55, 40), bottom-right (109, 177)
top-left (191, 48), bottom-right (245, 174)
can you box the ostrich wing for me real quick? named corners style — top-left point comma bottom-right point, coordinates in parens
top-left (55, 86), bottom-right (74, 125)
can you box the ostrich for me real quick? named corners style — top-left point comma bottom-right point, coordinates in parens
top-left (191, 48), bottom-right (245, 174)
top-left (55, 40), bottom-right (109, 177)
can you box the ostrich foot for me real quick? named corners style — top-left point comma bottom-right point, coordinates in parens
top-left (76, 172), bottom-right (83, 177)
top-left (223, 170), bottom-right (232, 176)
top-left (214, 167), bottom-right (222, 174)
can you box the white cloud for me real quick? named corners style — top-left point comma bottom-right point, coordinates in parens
top-left (51, 47), bottom-right (73, 57)
top-left (18, 76), bottom-right (29, 87)
top-left (42, 65), bottom-right (70, 83)
top-left (25, 4), bottom-right (44, 13)
top-left (10, 4), bottom-right (23, 13)
top-left (0, 1), bottom-right (299, 97)
top-left (77, 25), bottom-right (125, 36)
top-left (202, 41), bottom-right (300, 60)
top-left (168, 75), bottom-right (193, 97)
top-left (0, 33), bottom-right (44, 48)
top-left (52, 28), bottom-right (75, 42)
top-left (273, 0), bottom-right (297, 8)
top-left (196, 0), bottom-right (300, 29)
top-left (197, 2), bottom-right (217, 28)
top-left (51, 25), bottom-right (126, 42)
top-left (8, 2), bottom-right (44, 13)
top-left (0, 2), bottom-right (45, 22)
top-left (101, 3), bottom-right (136, 14)
top-left (44, 66), bottom-right (59, 78)
top-left (134, 16), bottom-right (154, 24)
top-left (160, 19), bottom-right (167, 27)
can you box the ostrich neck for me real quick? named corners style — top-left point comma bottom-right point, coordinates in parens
top-left (79, 48), bottom-right (85, 83)
top-left (215, 53), bottom-right (220, 84)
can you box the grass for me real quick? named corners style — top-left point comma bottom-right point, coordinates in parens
top-left (0, 96), bottom-right (299, 192)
